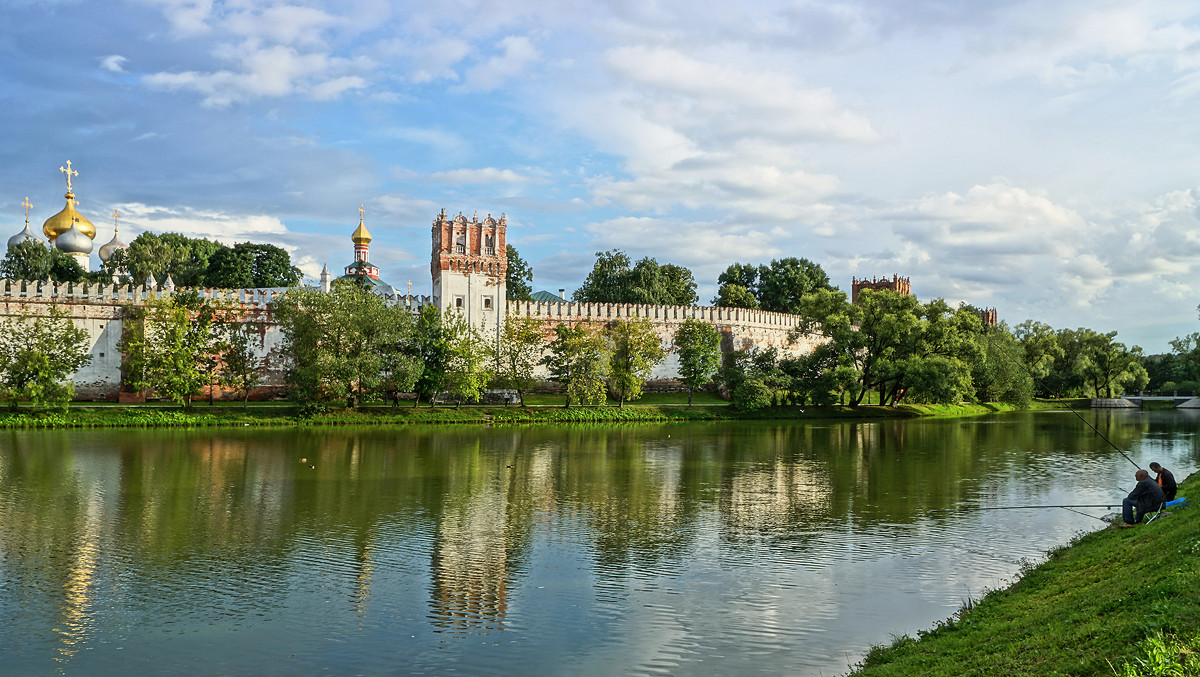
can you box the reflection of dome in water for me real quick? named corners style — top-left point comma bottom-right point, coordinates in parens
top-left (43, 191), bottom-right (96, 241)
top-left (56, 221), bottom-right (94, 255)
top-left (7, 222), bottom-right (41, 249)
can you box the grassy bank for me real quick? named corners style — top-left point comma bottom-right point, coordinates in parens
top-left (0, 397), bottom-right (1085, 429)
top-left (849, 475), bottom-right (1199, 676)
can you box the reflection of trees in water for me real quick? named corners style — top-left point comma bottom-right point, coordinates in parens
top-left (0, 412), bottom-right (1193, 649)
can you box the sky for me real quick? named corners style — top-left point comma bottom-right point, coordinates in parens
top-left (3, 0), bottom-right (1200, 352)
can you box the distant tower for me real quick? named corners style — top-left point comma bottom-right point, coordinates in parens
top-left (980, 307), bottom-right (998, 327)
top-left (851, 275), bottom-right (912, 303)
top-left (431, 210), bottom-right (507, 339)
top-left (344, 205), bottom-right (380, 281)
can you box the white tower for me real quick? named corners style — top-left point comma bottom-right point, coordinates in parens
top-left (431, 210), bottom-right (507, 341)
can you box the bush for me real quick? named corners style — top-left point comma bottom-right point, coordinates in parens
top-left (731, 379), bottom-right (773, 412)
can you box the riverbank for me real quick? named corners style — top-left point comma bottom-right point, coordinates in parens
top-left (848, 474), bottom-right (1199, 676)
top-left (0, 397), bottom-right (1073, 429)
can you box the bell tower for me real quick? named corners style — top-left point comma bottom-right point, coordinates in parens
top-left (431, 210), bottom-right (507, 340)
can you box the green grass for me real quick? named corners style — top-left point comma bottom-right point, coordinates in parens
top-left (849, 476), bottom-right (1200, 677)
top-left (0, 398), bottom-right (1069, 429)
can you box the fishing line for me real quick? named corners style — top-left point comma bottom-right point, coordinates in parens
top-left (932, 503), bottom-right (1121, 512)
top-left (1057, 506), bottom-right (1112, 523)
top-left (994, 334), bottom-right (1141, 470)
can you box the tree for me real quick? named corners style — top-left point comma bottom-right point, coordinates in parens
top-left (506, 244), bottom-right (534, 302)
top-left (573, 249), bottom-right (698, 305)
top-left (755, 257), bottom-right (833, 314)
top-left (604, 317), bottom-right (666, 406)
top-left (272, 283), bottom-right (419, 409)
top-left (1082, 331), bottom-right (1148, 397)
top-left (406, 304), bottom-right (452, 407)
top-left (204, 246), bottom-right (254, 288)
top-left (219, 322), bottom-right (266, 408)
top-left (713, 284), bottom-right (758, 309)
top-left (495, 313), bottom-right (546, 405)
top-left (0, 239), bottom-right (86, 282)
top-left (971, 325), bottom-right (1034, 407)
top-left (441, 312), bottom-right (493, 406)
top-left (0, 307), bottom-right (91, 409)
top-left (544, 323), bottom-right (610, 407)
top-left (719, 348), bottom-right (781, 411)
top-left (121, 293), bottom-right (217, 408)
top-left (672, 319), bottom-right (722, 404)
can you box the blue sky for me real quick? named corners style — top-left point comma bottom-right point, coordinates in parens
top-left (4, 0), bottom-right (1200, 352)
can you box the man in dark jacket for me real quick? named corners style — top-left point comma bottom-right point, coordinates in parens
top-left (1120, 469), bottom-right (1165, 528)
top-left (1148, 462), bottom-right (1177, 502)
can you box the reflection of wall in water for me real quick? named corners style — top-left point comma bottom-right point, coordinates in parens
top-left (430, 485), bottom-right (512, 631)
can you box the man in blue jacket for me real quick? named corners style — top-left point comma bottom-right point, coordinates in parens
top-left (1119, 469), bottom-right (1165, 528)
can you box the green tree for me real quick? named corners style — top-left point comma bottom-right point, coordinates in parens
top-left (755, 257), bottom-right (833, 314)
top-left (441, 313), bottom-right (493, 406)
top-left (544, 323), bottom-right (610, 407)
top-left (573, 249), bottom-right (698, 305)
top-left (506, 244), bottom-right (534, 302)
top-left (1082, 331), bottom-right (1148, 397)
top-left (219, 322), bottom-right (266, 408)
top-left (717, 263), bottom-right (759, 297)
top-left (713, 283), bottom-right (759, 309)
top-left (495, 313), bottom-right (546, 405)
top-left (0, 307), bottom-right (91, 409)
top-left (605, 317), bottom-right (666, 406)
top-left (971, 324), bottom-right (1034, 407)
top-left (121, 293), bottom-right (217, 408)
top-left (0, 239), bottom-right (87, 282)
top-left (720, 348), bottom-right (781, 411)
top-left (204, 246), bottom-right (254, 288)
top-left (672, 319), bottom-right (722, 404)
top-left (272, 283), bottom-right (418, 409)
top-left (406, 304), bottom-right (452, 407)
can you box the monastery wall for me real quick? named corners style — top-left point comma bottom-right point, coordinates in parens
top-left (0, 278), bottom-right (819, 400)
top-left (0, 279), bottom-right (290, 401)
top-left (507, 300), bottom-right (822, 381)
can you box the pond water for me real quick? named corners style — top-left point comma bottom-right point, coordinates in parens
top-left (0, 409), bottom-right (1196, 676)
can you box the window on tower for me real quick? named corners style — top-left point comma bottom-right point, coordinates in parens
top-left (483, 296), bottom-right (493, 310)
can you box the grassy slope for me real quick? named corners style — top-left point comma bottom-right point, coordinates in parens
top-left (850, 475), bottom-right (1200, 676)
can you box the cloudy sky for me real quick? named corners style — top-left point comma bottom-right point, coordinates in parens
top-left (3, 0), bottom-right (1200, 351)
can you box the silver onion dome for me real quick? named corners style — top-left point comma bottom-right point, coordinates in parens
top-left (55, 221), bottom-right (94, 255)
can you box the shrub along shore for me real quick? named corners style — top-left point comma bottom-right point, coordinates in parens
top-left (0, 396), bottom-right (1072, 429)
top-left (849, 473), bottom-right (1199, 676)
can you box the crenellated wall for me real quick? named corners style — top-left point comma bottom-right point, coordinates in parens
top-left (507, 300), bottom-right (822, 380)
top-left (0, 279), bottom-right (295, 400)
top-left (0, 278), bottom-right (819, 400)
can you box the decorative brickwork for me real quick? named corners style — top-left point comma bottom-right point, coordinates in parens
top-left (851, 275), bottom-right (911, 303)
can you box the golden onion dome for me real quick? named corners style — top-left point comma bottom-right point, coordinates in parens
top-left (351, 210), bottom-right (372, 244)
top-left (43, 192), bottom-right (96, 242)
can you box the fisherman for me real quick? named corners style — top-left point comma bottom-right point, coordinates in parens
top-left (1119, 469), bottom-right (1165, 528)
top-left (1148, 462), bottom-right (1178, 502)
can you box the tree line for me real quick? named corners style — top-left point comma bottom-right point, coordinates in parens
top-left (1, 232), bottom-right (301, 288)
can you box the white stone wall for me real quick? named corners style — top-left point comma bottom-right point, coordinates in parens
top-left (507, 300), bottom-right (823, 381)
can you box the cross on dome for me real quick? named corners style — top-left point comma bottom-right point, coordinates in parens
top-left (59, 161), bottom-right (78, 193)
top-left (21, 197), bottom-right (32, 221)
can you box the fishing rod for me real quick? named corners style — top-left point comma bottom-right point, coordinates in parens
top-left (995, 335), bottom-right (1142, 470)
top-left (932, 503), bottom-right (1121, 512)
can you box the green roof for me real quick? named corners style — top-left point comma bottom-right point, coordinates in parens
top-left (531, 290), bottom-right (566, 303)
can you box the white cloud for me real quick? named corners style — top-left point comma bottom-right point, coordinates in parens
top-left (100, 55), bottom-right (127, 73)
top-left (114, 202), bottom-right (288, 241)
top-left (427, 168), bottom-right (533, 184)
top-left (456, 35), bottom-right (539, 92)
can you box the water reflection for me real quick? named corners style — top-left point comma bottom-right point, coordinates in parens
top-left (0, 411), bottom-right (1197, 675)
